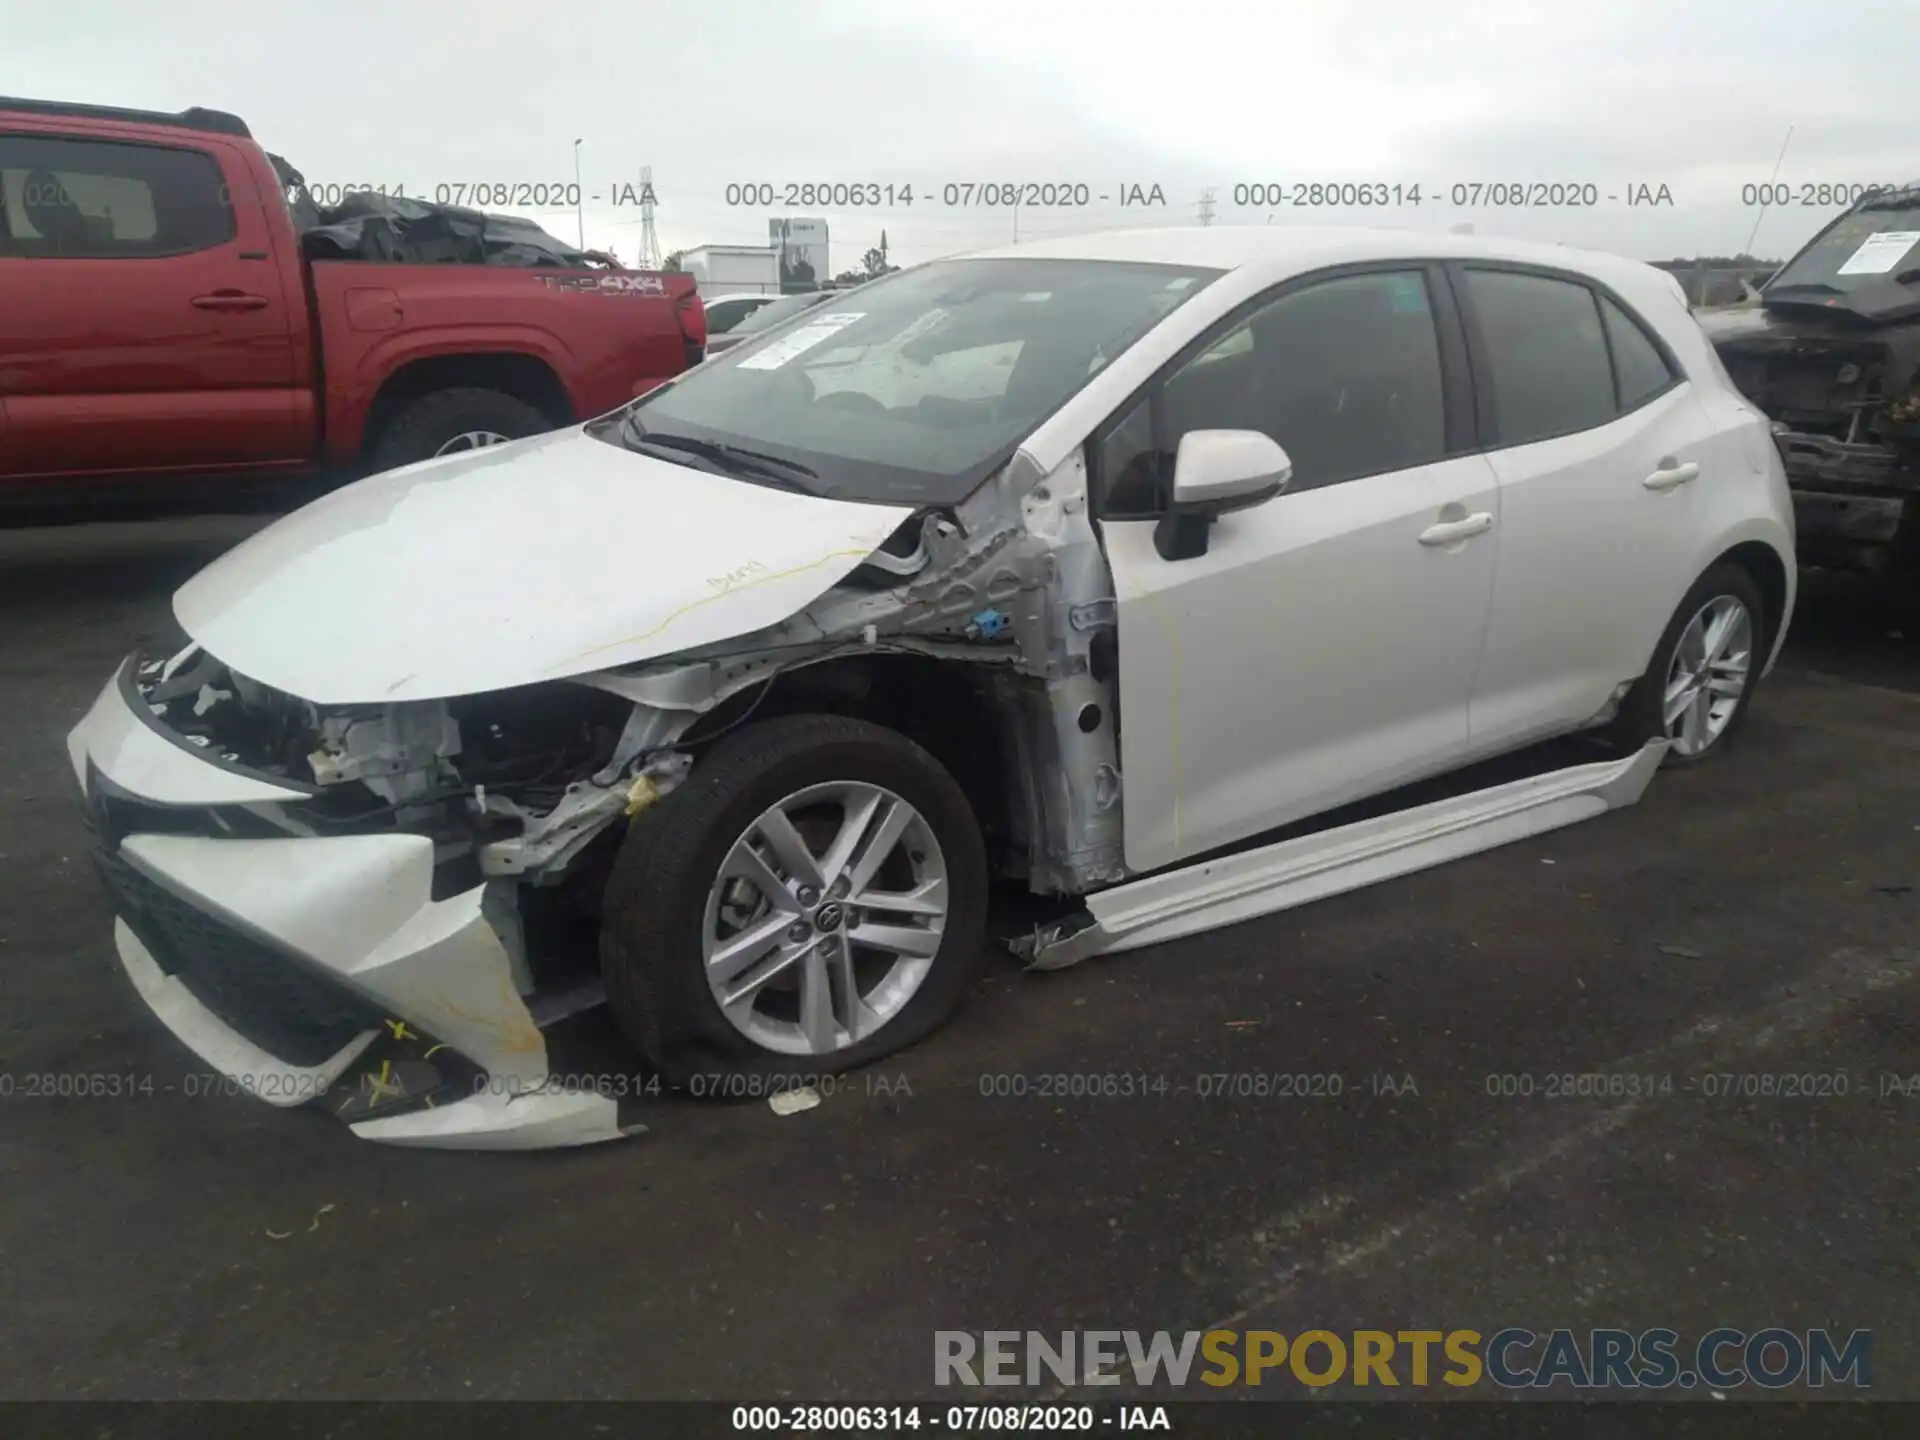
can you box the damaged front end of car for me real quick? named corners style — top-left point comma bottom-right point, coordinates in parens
top-left (70, 643), bottom-right (699, 1147)
top-left (68, 440), bottom-right (1127, 1149)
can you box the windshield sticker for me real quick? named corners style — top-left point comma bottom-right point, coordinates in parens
top-left (736, 312), bottom-right (867, 370)
top-left (1836, 231), bottom-right (1920, 276)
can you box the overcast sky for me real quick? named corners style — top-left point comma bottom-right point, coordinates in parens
top-left (8, 0), bottom-right (1915, 270)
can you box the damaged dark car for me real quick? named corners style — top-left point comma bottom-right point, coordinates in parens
top-left (1699, 183), bottom-right (1920, 632)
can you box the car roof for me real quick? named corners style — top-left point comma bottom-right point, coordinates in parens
top-left (963, 224), bottom-right (1664, 290)
top-left (0, 96), bottom-right (251, 137)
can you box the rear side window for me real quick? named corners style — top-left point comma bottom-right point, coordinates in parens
top-left (0, 134), bottom-right (234, 258)
top-left (1599, 295), bottom-right (1678, 410)
top-left (1463, 269), bottom-right (1615, 446)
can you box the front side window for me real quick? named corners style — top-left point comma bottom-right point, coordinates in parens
top-left (604, 256), bottom-right (1221, 507)
top-left (0, 135), bottom-right (234, 257)
top-left (1463, 269), bottom-right (1616, 446)
top-left (1098, 269), bottom-right (1449, 517)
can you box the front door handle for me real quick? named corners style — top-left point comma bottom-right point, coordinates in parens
top-left (1418, 511), bottom-right (1495, 546)
top-left (1643, 460), bottom-right (1700, 492)
top-left (191, 292), bottom-right (269, 312)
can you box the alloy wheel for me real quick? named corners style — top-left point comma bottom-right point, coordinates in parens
top-left (432, 430), bottom-right (511, 456)
top-left (1662, 594), bottom-right (1753, 757)
top-left (702, 782), bottom-right (949, 1057)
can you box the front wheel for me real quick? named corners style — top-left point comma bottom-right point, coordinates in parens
top-left (600, 714), bottom-right (988, 1089)
top-left (1613, 562), bottom-right (1767, 765)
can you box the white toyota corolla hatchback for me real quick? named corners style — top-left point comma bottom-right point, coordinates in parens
top-left (69, 227), bottom-right (1795, 1149)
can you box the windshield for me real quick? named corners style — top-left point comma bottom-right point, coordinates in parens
top-left (1767, 192), bottom-right (1920, 296)
top-left (604, 256), bottom-right (1221, 506)
top-left (732, 290), bottom-right (835, 336)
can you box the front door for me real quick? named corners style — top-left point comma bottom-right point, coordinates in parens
top-left (1095, 266), bottom-right (1502, 874)
top-left (0, 129), bottom-right (305, 478)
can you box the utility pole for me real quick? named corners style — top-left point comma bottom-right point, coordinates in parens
top-left (572, 139), bottom-right (584, 249)
top-left (635, 164), bottom-right (662, 269)
top-left (1199, 187), bottom-right (1216, 226)
top-left (1741, 125), bottom-right (1795, 260)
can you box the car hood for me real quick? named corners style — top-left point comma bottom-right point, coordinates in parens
top-left (174, 426), bottom-right (914, 705)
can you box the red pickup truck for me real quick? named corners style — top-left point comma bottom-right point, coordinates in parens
top-left (0, 97), bottom-right (705, 506)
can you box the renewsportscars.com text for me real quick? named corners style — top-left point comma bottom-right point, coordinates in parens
top-left (935, 1328), bottom-right (1871, 1390)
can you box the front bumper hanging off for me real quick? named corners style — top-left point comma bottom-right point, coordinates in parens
top-left (66, 657), bottom-right (639, 1150)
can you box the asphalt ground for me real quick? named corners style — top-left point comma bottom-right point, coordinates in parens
top-left (1, 516), bottom-right (1916, 1405)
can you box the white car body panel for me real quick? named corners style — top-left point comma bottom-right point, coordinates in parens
top-left (1030, 741), bottom-right (1667, 968)
top-left (1466, 383), bottom-right (1712, 754)
top-left (1104, 451), bottom-right (1504, 873)
top-left (172, 426), bottom-right (914, 705)
top-left (65, 667), bottom-right (311, 804)
top-left (346, 1086), bottom-right (633, 1150)
top-left (119, 832), bottom-right (552, 1087)
top-left (1029, 228), bottom-right (1792, 871)
top-left (114, 922), bottom-right (379, 1105)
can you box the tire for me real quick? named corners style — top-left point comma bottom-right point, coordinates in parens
top-left (600, 714), bottom-right (988, 1090)
top-left (1612, 561), bottom-right (1768, 766)
top-left (1894, 557), bottom-right (1920, 642)
top-left (368, 387), bottom-right (552, 471)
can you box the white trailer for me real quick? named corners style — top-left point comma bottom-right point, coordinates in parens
top-left (679, 245), bottom-right (780, 298)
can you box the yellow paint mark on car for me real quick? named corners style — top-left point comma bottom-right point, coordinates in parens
top-left (545, 542), bottom-right (891, 672)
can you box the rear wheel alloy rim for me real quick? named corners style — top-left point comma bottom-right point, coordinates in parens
top-left (433, 430), bottom-right (510, 456)
top-left (702, 782), bottom-right (949, 1057)
top-left (1662, 594), bottom-right (1753, 757)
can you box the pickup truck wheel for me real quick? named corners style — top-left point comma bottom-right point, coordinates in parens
top-left (369, 388), bottom-right (551, 471)
top-left (599, 714), bottom-right (988, 1091)
top-left (1896, 563), bottom-right (1920, 642)
top-left (1612, 562), bottom-right (1766, 766)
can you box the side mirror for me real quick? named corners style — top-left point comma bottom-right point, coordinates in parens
top-left (1154, 430), bottom-right (1292, 561)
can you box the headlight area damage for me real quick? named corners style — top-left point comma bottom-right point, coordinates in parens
top-left (68, 448), bottom-right (1125, 1149)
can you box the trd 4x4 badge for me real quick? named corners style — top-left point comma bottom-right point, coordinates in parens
top-left (537, 273), bottom-right (667, 294)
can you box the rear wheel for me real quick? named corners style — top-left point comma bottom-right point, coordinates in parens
top-left (1613, 562), bottom-right (1766, 765)
top-left (599, 715), bottom-right (988, 1089)
top-left (368, 387), bottom-right (552, 471)
top-left (1894, 553), bottom-right (1920, 641)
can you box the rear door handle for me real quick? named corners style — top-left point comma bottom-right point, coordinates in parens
top-left (1418, 511), bottom-right (1495, 546)
top-left (191, 292), bottom-right (269, 311)
top-left (1643, 460), bottom-right (1700, 491)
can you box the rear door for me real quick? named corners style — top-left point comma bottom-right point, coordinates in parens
top-left (1454, 263), bottom-right (1708, 754)
top-left (0, 129), bottom-right (306, 478)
